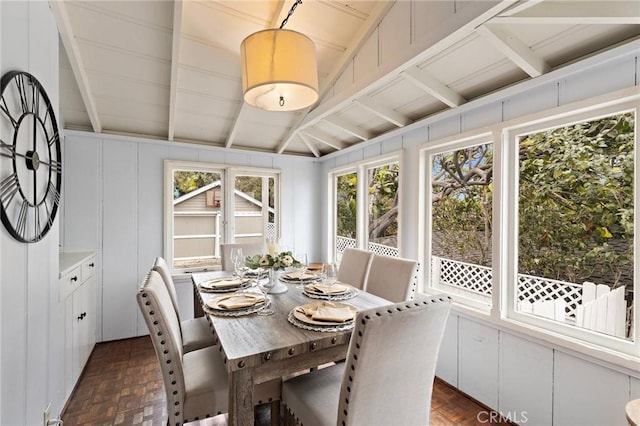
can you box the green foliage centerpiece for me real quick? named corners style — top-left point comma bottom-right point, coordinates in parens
top-left (244, 251), bottom-right (301, 271)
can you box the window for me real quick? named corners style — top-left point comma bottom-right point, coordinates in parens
top-left (419, 90), bottom-right (638, 360)
top-left (424, 136), bottom-right (494, 310)
top-left (329, 153), bottom-right (401, 262)
top-left (164, 161), bottom-right (280, 273)
top-left (507, 107), bottom-right (636, 350)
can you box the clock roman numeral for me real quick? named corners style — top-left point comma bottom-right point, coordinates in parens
top-left (15, 200), bottom-right (29, 239)
top-left (48, 131), bottom-right (59, 147)
top-left (49, 160), bottom-right (62, 174)
top-left (0, 173), bottom-right (20, 207)
top-left (0, 96), bottom-right (19, 130)
top-left (34, 205), bottom-right (41, 239)
top-left (32, 83), bottom-right (40, 115)
top-left (46, 181), bottom-right (60, 206)
top-left (0, 138), bottom-right (15, 159)
top-left (15, 73), bottom-right (34, 114)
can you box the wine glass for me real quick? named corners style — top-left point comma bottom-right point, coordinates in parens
top-left (230, 248), bottom-right (243, 276)
top-left (256, 272), bottom-right (275, 316)
top-left (294, 252), bottom-right (308, 290)
top-left (322, 262), bottom-right (337, 293)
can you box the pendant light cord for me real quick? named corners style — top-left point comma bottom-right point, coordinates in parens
top-left (279, 0), bottom-right (303, 29)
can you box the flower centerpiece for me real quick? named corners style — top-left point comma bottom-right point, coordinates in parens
top-left (244, 251), bottom-right (301, 271)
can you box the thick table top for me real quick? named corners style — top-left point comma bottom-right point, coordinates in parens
top-left (192, 271), bottom-right (391, 373)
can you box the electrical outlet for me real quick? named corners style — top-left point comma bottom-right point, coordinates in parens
top-left (43, 403), bottom-right (50, 426)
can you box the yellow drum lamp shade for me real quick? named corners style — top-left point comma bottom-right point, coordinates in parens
top-left (241, 29), bottom-right (318, 111)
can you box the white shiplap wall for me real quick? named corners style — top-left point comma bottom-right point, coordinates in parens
top-left (319, 32), bottom-right (639, 425)
top-left (62, 134), bottom-right (321, 342)
top-left (1, 1), bottom-right (62, 424)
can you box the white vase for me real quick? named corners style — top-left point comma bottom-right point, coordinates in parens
top-left (267, 268), bottom-right (288, 294)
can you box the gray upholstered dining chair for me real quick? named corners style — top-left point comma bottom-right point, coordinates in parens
top-left (364, 254), bottom-right (419, 302)
top-left (152, 256), bottom-right (216, 353)
top-left (336, 247), bottom-right (374, 289)
top-left (281, 296), bottom-right (452, 425)
top-left (137, 270), bottom-right (281, 425)
top-left (220, 242), bottom-right (264, 271)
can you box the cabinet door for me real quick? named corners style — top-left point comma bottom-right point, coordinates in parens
top-left (71, 289), bottom-right (83, 384)
top-left (81, 278), bottom-right (96, 368)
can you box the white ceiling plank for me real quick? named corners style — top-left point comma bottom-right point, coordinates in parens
top-left (168, 0), bottom-right (184, 141)
top-left (298, 132), bottom-right (320, 158)
top-left (289, 1), bottom-right (520, 138)
top-left (322, 115), bottom-right (373, 141)
top-left (401, 67), bottom-right (467, 108)
top-left (302, 128), bottom-right (348, 151)
top-left (50, 1), bottom-right (102, 133)
top-left (354, 96), bottom-right (411, 127)
top-left (274, 1), bottom-right (394, 154)
top-left (476, 24), bottom-right (551, 78)
top-left (495, 0), bottom-right (640, 25)
top-left (318, 1), bottom-right (395, 95)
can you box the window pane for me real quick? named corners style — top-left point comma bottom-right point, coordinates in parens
top-left (234, 175), bottom-right (273, 245)
top-left (335, 172), bottom-right (357, 260)
top-left (367, 162), bottom-right (399, 257)
top-left (172, 170), bottom-right (222, 270)
top-left (430, 144), bottom-right (494, 307)
top-left (517, 112), bottom-right (634, 340)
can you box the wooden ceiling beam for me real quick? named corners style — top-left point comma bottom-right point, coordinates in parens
top-left (494, 0), bottom-right (640, 24)
top-left (402, 67), bottom-right (467, 108)
top-left (322, 115), bottom-right (372, 141)
top-left (302, 128), bottom-right (348, 151)
top-left (298, 133), bottom-right (320, 158)
top-left (354, 96), bottom-right (411, 127)
top-left (476, 24), bottom-right (550, 78)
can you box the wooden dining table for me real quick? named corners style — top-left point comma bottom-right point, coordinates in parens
top-left (191, 270), bottom-right (391, 426)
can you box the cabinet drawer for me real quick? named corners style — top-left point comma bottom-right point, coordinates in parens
top-left (59, 266), bottom-right (82, 301)
top-left (82, 258), bottom-right (96, 280)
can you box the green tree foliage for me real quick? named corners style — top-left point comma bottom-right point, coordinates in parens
top-left (336, 173), bottom-right (357, 238)
top-left (518, 113), bottom-right (634, 286)
top-left (173, 171), bottom-right (219, 198)
top-left (368, 164), bottom-right (399, 244)
top-left (431, 145), bottom-right (493, 265)
top-left (430, 112), bottom-right (634, 288)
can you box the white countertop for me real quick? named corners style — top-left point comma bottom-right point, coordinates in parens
top-left (59, 250), bottom-right (96, 277)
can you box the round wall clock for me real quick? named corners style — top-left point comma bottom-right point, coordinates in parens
top-left (0, 70), bottom-right (61, 243)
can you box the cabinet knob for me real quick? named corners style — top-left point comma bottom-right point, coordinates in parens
top-left (71, 276), bottom-right (78, 282)
top-left (89, 263), bottom-right (95, 267)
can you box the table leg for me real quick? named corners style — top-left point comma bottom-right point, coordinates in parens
top-left (228, 367), bottom-right (254, 426)
top-left (193, 285), bottom-right (204, 318)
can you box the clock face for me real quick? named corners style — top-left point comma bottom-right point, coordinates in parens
top-left (0, 71), bottom-right (61, 243)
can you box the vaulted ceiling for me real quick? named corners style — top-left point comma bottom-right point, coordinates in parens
top-left (53, 1), bottom-right (640, 157)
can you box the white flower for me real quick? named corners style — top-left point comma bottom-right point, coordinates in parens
top-left (281, 255), bottom-right (293, 267)
top-left (259, 256), bottom-right (270, 266)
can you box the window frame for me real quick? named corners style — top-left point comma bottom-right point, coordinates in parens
top-left (327, 151), bottom-right (403, 263)
top-left (420, 132), bottom-right (497, 313)
top-left (418, 87), bottom-right (639, 367)
top-left (164, 160), bottom-right (281, 274)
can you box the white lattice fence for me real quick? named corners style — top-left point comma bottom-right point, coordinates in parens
top-left (517, 274), bottom-right (583, 320)
top-left (431, 256), bottom-right (587, 320)
top-left (336, 236), bottom-right (356, 255)
top-left (431, 256), bottom-right (492, 298)
top-left (266, 223), bottom-right (276, 240)
top-left (368, 242), bottom-right (399, 257)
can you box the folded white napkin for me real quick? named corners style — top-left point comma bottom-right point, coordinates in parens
top-left (210, 293), bottom-right (264, 310)
top-left (284, 271), bottom-right (318, 280)
top-left (297, 301), bottom-right (357, 323)
top-left (201, 277), bottom-right (242, 289)
top-left (306, 282), bottom-right (349, 294)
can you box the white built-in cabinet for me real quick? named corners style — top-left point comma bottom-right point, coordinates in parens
top-left (59, 251), bottom-right (97, 402)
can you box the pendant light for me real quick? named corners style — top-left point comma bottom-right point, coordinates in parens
top-left (240, 0), bottom-right (318, 111)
